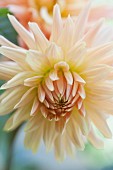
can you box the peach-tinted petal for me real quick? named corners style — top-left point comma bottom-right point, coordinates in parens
top-left (8, 14), bottom-right (36, 49)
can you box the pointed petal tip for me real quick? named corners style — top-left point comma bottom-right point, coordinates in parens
top-left (7, 13), bottom-right (12, 18)
top-left (28, 21), bottom-right (35, 27)
top-left (0, 84), bottom-right (7, 90)
top-left (7, 14), bottom-right (15, 21)
top-left (54, 4), bottom-right (60, 10)
top-left (13, 105), bottom-right (18, 109)
top-left (53, 3), bottom-right (61, 14)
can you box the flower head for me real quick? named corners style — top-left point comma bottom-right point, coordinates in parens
top-left (0, 3), bottom-right (113, 160)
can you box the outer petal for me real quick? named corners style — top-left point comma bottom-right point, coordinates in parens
top-left (8, 14), bottom-right (36, 49)
top-left (84, 43), bottom-right (113, 66)
top-left (0, 61), bottom-right (22, 80)
top-left (28, 22), bottom-right (49, 52)
top-left (43, 121), bottom-right (56, 151)
top-left (1, 71), bottom-right (35, 89)
top-left (0, 35), bottom-right (22, 48)
top-left (50, 4), bottom-right (63, 43)
top-left (66, 42), bottom-right (86, 70)
top-left (82, 19), bottom-right (104, 47)
top-left (0, 46), bottom-right (30, 70)
top-left (26, 50), bottom-right (50, 73)
top-left (45, 42), bottom-right (64, 66)
top-left (88, 125), bottom-right (104, 149)
top-left (4, 104), bottom-right (31, 131)
top-left (86, 105), bottom-right (112, 138)
top-left (57, 16), bottom-right (74, 52)
top-left (0, 86), bottom-right (27, 115)
top-left (73, 2), bottom-right (91, 43)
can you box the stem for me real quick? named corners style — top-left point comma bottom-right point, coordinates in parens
top-left (5, 128), bottom-right (19, 170)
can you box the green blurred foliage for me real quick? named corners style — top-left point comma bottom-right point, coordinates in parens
top-left (0, 8), bottom-right (18, 44)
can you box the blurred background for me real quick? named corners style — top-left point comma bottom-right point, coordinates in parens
top-left (1, 0), bottom-right (113, 170)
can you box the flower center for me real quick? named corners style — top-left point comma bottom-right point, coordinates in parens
top-left (38, 68), bottom-right (86, 122)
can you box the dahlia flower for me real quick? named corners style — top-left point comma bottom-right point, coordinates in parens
top-left (0, 3), bottom-right (113, 160)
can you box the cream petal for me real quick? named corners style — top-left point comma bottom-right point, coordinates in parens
top-left (54, 135), bottom-right (65, 161)
top-left (56, 75), bottom-right (64, 94)
top-left (73, 2), bottom-right (91, 43)
top-left (30, 97), bottom-right (39, 116)
top-left (86, 81), bottom-right (113, 97)
top-left (77, 98), bottom-right (83, 110)
top-left (38, 85), bottom-right (45, 103)
top-left (43, 121), bottom-right (56, 151)
top-left (42, 84), bottom-right (54, 102)
top-left (50, 4), bottom-right (63, 43)
top-left (72, 81), bottom-right (78, 97)
top-left (92, 101), bottom-right (113, 114)
top-left (86, 93), bottom-right (113, 101)
top-left (26, 50), bottom-right (49, 73)
top-left (85, 43), bottom-right (113, 66)
top-left (1, 71), bottom-right (35, 89)
top-left (79, 104), bottom-right (86, 117)
top-left (82, 19), bottom-right (104, 47)
top-left (43, 99), bottom-right (50, 108)
top-left (63, 133), bottom-right (75, 157)
top-left (25, 114), bottom-right (44, 132)
top-left (66, 84), bottom-right (72, 100)
top-left (45, 76), bottom-right (54, 91)
top-left (0, 35), bottom-right (21, 48)
top-left (1, 86), bottom-right (26, 104)
top-left (0, 105), bottom-right (13, 116)
top-left (69, 94), bottom-right (79, 106)
top-left (28, 22), bottom-right (49, 52)
top-left (40, 106), bottom-right (48, 118)
top-left (87, 106), bottom-right (112, 138)
top-left (55, 118), bottom-right (66, 134)
top-left (78, 84), bottom-right (86, 99)
top-left (54, 61), bottom-right (69, 72)
top-left (0, 86), bottom-right (27, 115)
top-left (8, 14), bottom-right (36, 49)
top-left (14, 87), bottom-right (36, 108)
top-left (4, 106), bottom-right (30, 131)
top-left (74, 111), bottom-right (89, 135)
top-left (24, 75), bottom-right (42, 87)
top-left (64, 71), bottom-right (73, 85)
top-left (66, 42), bottom-right (86, 68)
top-left (81, 64), bottom-right (112, 83)
top-left (45, 42), bottom-right (64, 66)
top-left (58, 16), bottom-right (74, 52)
top-left (73, 72), bottom-right (86, 84)
top-left (67, 119), bottom-right (85, 150)
top-left (24, 127), bottom-right (43, 153)
top-left (88, 125), bottom-right (104, 149)
top-left (0, 88), bottom-right (12, 101)
top-left (0, 46), bottom-right (30, 70)
top-left (92, 25), bottom-right (113, 47)
top-left (49, 70), bottom-right (59, 81)
top-left (0, 62), bottom-right (22, 80)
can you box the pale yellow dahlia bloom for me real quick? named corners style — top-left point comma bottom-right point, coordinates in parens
top-left (0, 3), bottom-right (113, 160)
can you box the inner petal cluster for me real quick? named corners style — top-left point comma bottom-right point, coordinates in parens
top-left (38, 62), bottom-right (86, 122)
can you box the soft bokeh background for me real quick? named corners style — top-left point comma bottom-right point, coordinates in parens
top-left (1, 0), bottom-right (113, 170)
